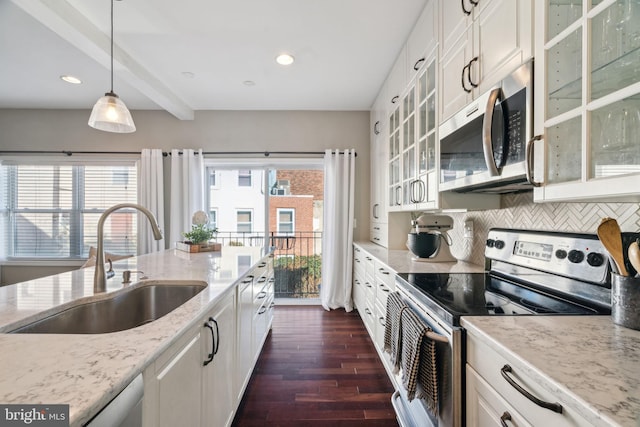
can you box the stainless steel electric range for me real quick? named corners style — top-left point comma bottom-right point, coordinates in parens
top-left (391, 228), bottom-right (639, 427)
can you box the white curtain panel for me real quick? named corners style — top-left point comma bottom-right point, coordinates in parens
top-left (138, 149), bottom-right (165, 254)
top-left (169, 148), bottom-right (205, 245)
top-left (321, 149), bottom-right (356, 311)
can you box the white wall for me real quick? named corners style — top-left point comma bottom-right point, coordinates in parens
top-left (0, 109), bottom-right (371, 283)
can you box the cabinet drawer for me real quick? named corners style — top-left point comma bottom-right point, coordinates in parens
top-left (467, 333), bottom-right (592, 427)
top-left (466, 365), bottom-right (533, 427)
top-left (374, 260), bottom-right (396, 289)
top-left (370, 223), bottom-right (388, 247)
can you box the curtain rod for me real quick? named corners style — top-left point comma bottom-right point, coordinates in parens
top-left (0, 150), bottom-right (357, 157)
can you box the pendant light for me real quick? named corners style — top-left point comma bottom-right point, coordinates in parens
top-left (88, 0), bottom-right (136, 133)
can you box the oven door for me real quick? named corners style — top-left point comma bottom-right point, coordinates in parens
top-left (439, 60), bottom-right (533, 193)
top-left (394, 281), bottom-right (463, 427)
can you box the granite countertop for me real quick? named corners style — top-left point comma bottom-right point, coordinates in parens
top-left (354, 240), bottom-right (485, 274)
top-left (0, 246), bottom-right (269, 426)
top-left (462, 316), bottom-right (640, 427)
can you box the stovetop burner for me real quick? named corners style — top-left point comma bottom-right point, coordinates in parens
top-left (396, 272), bottom-right (609, 327)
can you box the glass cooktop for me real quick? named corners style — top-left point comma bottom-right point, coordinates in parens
top-left (396, 272), bottom-right (609, 327)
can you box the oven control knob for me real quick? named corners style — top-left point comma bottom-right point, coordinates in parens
top-left (494, 240), bottom-right (506, 250)
top-left (568, 249), bottom-right (585, 263)
top-left (486, 239), bottom-right (495, 248)
top-left (587, 252), bottom-right (605, 267)
top-left (555, 249), bottom-right (568, 259)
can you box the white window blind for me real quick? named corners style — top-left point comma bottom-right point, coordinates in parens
top-left (1, 162), bottom-right (137, 259)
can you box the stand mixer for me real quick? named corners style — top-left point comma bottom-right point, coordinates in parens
top-left (407, 214), bottom-right (457, 262)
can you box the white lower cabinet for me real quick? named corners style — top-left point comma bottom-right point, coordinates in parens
top-left (466, 331), bottom-right (593, 427)
top-left (467, 365), bottom-right (532, 427)
top-left (145, 330), bottom-right (203, 427)
top-left (236, 275), bottom-right (255, 401)
top-left (352, 244), bottom-right (397, 382)
top-left (143, 254), bottom-right (274, 427)
top-left (202, 291), bottom-right (237, 427)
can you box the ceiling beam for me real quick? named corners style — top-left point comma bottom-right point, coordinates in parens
top-left (11, 0), bottom-right (194, 120)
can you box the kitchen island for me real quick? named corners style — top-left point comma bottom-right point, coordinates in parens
top-left (0, 246), bottom-right (270, 426)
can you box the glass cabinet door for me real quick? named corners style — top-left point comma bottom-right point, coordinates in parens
top-left (589, 1), bottom-right (640, 178)
top-left (401, 88), bottom-right (416, 208)
top-left (542, 0), bottom-right (640, 189)
top-left (417, 59), bottom-right (437, 204)
top-left (388, 105), bottom-right (401, 208)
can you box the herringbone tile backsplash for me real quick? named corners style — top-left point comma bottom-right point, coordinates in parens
top-left (446, 193), bottom-right (640, 265)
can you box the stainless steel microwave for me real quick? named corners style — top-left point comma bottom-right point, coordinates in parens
top-left (439, 60), bottom-right (537, 193)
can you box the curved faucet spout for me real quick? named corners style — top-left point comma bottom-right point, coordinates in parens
top-left (94, 203), bottom-right (163, 293)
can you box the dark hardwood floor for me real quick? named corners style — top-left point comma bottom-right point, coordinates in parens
top-left (232, 306), bottom-right (399, 427)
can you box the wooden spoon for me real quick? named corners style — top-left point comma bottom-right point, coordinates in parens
top-left (597, 217), bottom-right (628, 276)
top-left (628, 240), bottom-right (640, 277)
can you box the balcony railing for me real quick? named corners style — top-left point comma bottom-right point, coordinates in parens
top-left (215, 231), bottom-right (322, 299)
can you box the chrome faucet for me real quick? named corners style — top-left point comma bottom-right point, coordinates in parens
top-left (94, 203), bottom-right (163, 293)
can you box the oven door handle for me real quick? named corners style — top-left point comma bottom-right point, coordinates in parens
top-left (500, 365), bottom-right (563, 413)
top-left (391, 390), bottom-right (412, 427)
top-left (482, 87), bottom-right (503, 177)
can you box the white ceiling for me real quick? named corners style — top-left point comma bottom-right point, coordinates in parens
top-left (0, 0), bottom-right (427, 119)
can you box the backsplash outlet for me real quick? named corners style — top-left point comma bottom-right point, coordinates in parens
top-left (445, 193), bottom-right (640, 265)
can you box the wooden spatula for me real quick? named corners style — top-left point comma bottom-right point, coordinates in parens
top-left (597, 217), bottom-right (628, 276)
top-left (628, 240), bottom-right (640, 277)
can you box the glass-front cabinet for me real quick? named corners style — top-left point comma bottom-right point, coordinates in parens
top-left (388, 101), bottom-right (401, 209)
top-left (388, 54), bottom-right (439, 212)
top-left (534, 0), bottom-right (640, 202)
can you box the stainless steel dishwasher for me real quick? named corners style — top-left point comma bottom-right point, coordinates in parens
top-left (85, 374), bottom-right (143, 427)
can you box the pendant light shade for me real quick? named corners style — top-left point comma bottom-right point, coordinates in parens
top-left (88, 91), bottom-right (136, 133)
top-left (88, 0), bottom-right (135, 133)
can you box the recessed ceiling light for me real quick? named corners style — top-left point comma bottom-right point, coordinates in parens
top-left (60, 75), bottom-right (82, 84)
top-left (276, 53), bottom-right (295, 66)
top-left (243, 80), bottom-right (256, 86)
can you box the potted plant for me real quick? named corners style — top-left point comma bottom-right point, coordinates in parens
top-left (176, 211), bottom-right (220, 252)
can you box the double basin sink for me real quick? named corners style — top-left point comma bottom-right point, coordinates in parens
top-left (10, 281), bottom-right (208, 334)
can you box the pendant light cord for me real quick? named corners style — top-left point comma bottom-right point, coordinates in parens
top-left (110, 0), bottom-right (114, 94)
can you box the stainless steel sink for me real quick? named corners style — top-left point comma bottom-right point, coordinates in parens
top-left (10, 281), bottom-right (207, 334)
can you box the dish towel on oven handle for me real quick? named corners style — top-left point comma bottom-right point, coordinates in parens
top-left (383, 291), bottom-right (406, 374)
top-left (400, 306), bottom-right (439, 415)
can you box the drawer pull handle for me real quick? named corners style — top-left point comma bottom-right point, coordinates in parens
top-left (379, 284), bottom-right (390, 293)
top-left (500, 412), bottom-right (512, 427)
top-left (365, 308), bottom-right (372, 315)
top-left (378, 316), bottom-right (386, 326)
top-left (500, 365), bottom-right (563, 413)
top-left (256, 291), bottom-right (267, 299)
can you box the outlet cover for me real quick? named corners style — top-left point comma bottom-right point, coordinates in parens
top-left (464, 220), bottom-right (474, 238)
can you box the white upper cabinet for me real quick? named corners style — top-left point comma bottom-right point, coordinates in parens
top-left (407, 0), bottom-right (438, 76)
top-left (439, 0), bottom-right (533, 121)
top-left (386, 47), bottom-right (408, 109)
top-left (533, 0), bottom-right (640, 202)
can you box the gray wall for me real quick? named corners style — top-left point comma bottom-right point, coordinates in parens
top-left (0, 109), bottom-right (371, 284)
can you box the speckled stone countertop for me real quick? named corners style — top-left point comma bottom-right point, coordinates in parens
top-left (462, 316), bottom-right (640, 427)
top-left (354, 240), bottom-right (485, 273)
top-left (0, 246), bottom-right (269, 426)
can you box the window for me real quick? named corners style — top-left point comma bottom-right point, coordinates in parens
top-left (0, 162), bottom-right (137, 259)
top-left (238, 170), bottom-right (252, 187)
top-left (277, 208), bottom-right (295, 233)
top-left (209, 209), bottom-right (218, 230)
top-left (236, 210), bottom-right (252, 233)
top-left (208, 169), bottom-right (217, 188)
